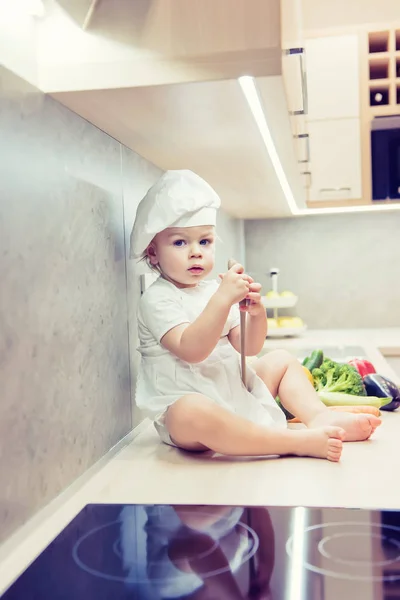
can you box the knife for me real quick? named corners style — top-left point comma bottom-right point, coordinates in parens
top-left (228, 258), bottom-right (248, 387)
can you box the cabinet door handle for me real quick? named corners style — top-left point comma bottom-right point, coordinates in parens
top-left (301, 170), bottom-right (312, 188)
top-left (284, 48), bottom-right (308, 116)
top-left (319, 187), bottom-right (352, 192)
top-left (294, 133), bottom-right (310, 163)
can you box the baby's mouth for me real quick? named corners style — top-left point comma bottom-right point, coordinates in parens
top-left (188, 266), bottom-right (204, 273)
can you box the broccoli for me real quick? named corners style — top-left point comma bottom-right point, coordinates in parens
top-left (320, 359), bottom-right (339, 375)
top-left (311, 367), bottom-right (326, 391)
top-left (312, 359), bottom-right (366, 396)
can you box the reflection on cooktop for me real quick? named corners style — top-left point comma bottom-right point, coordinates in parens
top-left (3, 504), bottom-right (400, 599)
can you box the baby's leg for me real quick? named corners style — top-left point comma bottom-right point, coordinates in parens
top-left (253, 350), bottom-right (381, 442)
top-left (165, 394), bottom-right (344, 462)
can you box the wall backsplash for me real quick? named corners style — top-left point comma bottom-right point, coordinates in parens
top-left (0, 65), bottom-right (164, 544)
top-left (245, 211), bottom-right (400, 329)
top-left (0, 66), bottom-right (130, 543)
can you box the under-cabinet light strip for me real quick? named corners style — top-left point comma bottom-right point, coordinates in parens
top-left (299, 202), bottom-right (400, 215)
top-left (238, 75), bottom-right (300, 215)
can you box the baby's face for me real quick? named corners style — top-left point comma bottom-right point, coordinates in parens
top-left (149, 225), bottom-right (216, 287)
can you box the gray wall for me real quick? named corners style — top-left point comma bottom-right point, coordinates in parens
top-left (214, 211), bottom-right (245, 277)
top-left (0, 66), bottom-right (162, 543)
top-left (122, 149), bottom-right (163, 427)
top-left (245, 212), bottom-right (400, 329)
top-left (386, 357), bottom-right (400, 380)
top-left (0, 65), bottom-right (245, 541)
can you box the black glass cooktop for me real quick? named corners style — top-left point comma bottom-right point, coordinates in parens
top-left (3, 503), bottom-right (400, 599)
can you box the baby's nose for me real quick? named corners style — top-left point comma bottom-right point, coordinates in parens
top-left (190, 243), bottom-right (202, 257)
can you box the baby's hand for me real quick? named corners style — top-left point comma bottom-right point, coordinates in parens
top-left (217, 263), bottom-right (250, 306)
top-left (241, 281), bottom-right (265, 317)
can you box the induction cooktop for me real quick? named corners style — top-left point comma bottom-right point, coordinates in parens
top-left (3, 503), bottom-right (400, 599)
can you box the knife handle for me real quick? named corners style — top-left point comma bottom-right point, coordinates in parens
top-left (228, 258), bottom-right (249, 307)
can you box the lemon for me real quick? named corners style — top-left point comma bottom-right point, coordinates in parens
top-left (280, 290), bottom-right (295, 297)
top-left (277, 317), bottom-right (293, 328)
top-left (277, 317), bottom-right (304, 328)
top-left (290, 317), bottom-right (304, 328)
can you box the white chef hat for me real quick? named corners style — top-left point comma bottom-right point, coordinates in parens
top-left (129, 170), bottom-right (221, 259)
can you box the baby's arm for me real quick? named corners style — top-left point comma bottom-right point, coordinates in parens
top-left (161, 264), bottom-right (249, 363)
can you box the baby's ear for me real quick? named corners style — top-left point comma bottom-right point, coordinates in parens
top-left (147, 244), bottom-right (158, 265)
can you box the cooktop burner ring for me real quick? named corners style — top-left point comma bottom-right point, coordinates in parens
top-left (113, 533), bottom-right (220, 564)
top-left (286, 521), bottom-right (400, 582)
top-left (72, 511), bottom-right (260, 584)
top-left (318, 531), bottom-right (400, 567)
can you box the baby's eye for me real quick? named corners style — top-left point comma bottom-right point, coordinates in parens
top-left (200, 238), bottom-right (212, 246)
top-left (173, 239), bottom-right (186, 247)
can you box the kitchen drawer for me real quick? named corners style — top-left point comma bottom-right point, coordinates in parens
top-left (308, 118), bottom-right (362, 201)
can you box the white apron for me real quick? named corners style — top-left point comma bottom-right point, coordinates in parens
top-left (136, 338), bottom-right (287, 445)
top-left (135, 278), bottom-right (287, 445)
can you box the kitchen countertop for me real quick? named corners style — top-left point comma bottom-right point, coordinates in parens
top-left (262, 328), bottom-right (400, 380)
top-left (1, 329), bottom-right (400, 595)
top-left (96, 328), bottom-right (400, 511)
top-left (264, 327), bottom-right (400, 353)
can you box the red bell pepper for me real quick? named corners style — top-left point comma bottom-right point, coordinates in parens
top-left (348, 358), bottom-right (376, 378)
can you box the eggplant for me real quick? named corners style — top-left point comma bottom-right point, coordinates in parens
top-left (363, 374), bottom-right (400, 411)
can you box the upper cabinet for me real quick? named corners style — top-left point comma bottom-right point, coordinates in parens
top-left (49, 0), bottom-right (308, 219)
top-left (304, 34), bottom-right (363, 203)
top-left (38, 0), bottom-right (282, 93)
top-left (305, 35), bottom-right (360, 120)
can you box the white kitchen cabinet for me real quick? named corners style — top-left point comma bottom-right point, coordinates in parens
top-left (305, 34), bottom-right (360, 120)
top-left (38, 0), bottom-right (283, 92)
top-left (308, 118), bottom-right (362, 201)
top-left (280, 0), bottom-right (303, 49)
top-left (280, 0), bottom-right (306, 117)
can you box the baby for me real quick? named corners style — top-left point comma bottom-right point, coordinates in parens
top-left (130, 170), bottom-right (381, 461)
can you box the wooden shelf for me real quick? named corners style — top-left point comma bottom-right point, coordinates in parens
top-left (369, 51), bottom-right (390, 60)
top-left (366, 29), bottom-right (400, 108)
top-left (307, 198), bottom-right (367, 209)
top-left (369, 104), bottom-right (399, 117)
top-left (369, 78), bottom-right (390, 86)
top-left (362, 27), bottom-right (400, 203)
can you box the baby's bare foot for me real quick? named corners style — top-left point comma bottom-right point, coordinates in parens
top-left (295, 426), bottom-right (344, 462)
top-left (309, 411), bottom-right (381, 442)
